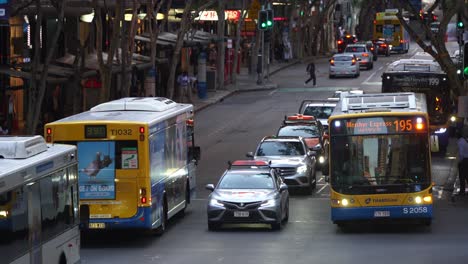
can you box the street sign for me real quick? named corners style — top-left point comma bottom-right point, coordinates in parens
top-left (248, 0), bottom-right (260, 20)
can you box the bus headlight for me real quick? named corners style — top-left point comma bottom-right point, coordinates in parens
top-left (297, 165), bottom-right (308, 174)
top-left (423, 196), bottom-right (432, 203)
top-left (341, 199), bottom-right (349, 206)
top-left (434, 128), bottom-right (447, 134)
top-left (450, 116), bottom-right (457, 122)
top-left (0, 210), bottom-right (8, 217)
top-left (415, 196), bottom-right (422, 204)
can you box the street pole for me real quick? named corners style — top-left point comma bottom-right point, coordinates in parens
top-left (257, 30), bottom-right (264, 85)
top-left (266, 35), bottom-right (270, 82)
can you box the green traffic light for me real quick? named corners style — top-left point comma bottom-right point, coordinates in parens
top-left (267, 20), bottom-right (273, 27)
top-left (464, 67), bottom-right (468, 76)
top-left (458, 21), bottom-right (464, 28)
top-left (261, 22), bottom-right (267, 28)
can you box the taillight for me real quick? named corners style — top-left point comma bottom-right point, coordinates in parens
top-left (139, 126), bottom-right (145, 141)
top-left (337, 40), bottom-right (343, 45)
top-left (46, 127), bottom-right (52, 142)
top-left (381, 44), bottom-right (387, 47)
top-left (362, 53), bottom-right (369, 57)
top-left (140, 188), bottom-right (148, 204)
top-left (400, 39), bottom-right (404, 43)
top-left (330, 59), bottom-right (335, 66)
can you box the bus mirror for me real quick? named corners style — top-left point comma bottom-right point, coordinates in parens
top-left (79, 204), bottom-right (90, 229)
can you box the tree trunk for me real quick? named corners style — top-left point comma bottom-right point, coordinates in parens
top-left (217, 0), bottom-right (226, 90)
top-left (231, 0), bottom-right (248, 85)
top-left (26, 0), bottom-right (66, 135)
top-left (167, 0), bottom-right (194, 100)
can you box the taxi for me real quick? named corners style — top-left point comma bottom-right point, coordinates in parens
top-left (276, 114), bottom-right (329, 175)
top-left (206, 160), bottom-right (289, 231)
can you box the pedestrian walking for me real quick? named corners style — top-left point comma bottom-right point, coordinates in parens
top-left (177, 71), bottom-right (192, 103)
top-left (457, 130), bottom-right (468, 195)
top-left (305, 61), bottom-right (316, 87)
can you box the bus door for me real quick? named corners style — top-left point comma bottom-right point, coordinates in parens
top-left (27, 183), bottom-right (42, 264)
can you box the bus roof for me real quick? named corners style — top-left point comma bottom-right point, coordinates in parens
top-left (331, 92), bottom-right (428, 116)
top-left (48, 97), bottom-right (194, 125)
top-left (385, 59), bottom-right (444, 73)
top-left (0, 136), bottom-right (77, 193)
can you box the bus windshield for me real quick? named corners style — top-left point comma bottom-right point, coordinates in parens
top-left (330, 134), bottom-right (430, 194)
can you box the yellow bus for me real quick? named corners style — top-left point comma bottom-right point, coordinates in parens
top-left (328, 92), bottom-right (433, 227)
top-left (45, 97), bottom-right (200, 234)
top-left (373, 9), bottom-right (410, 53)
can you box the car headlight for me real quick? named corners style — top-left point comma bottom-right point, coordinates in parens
top-left (209, 199), bottom-right (224, 207)
top-left (261, 199), bottom-right (276, 207)
top-left (318, 156), bottom-right (325, 164)
top-left (297, 165), bottom-right (308, 173)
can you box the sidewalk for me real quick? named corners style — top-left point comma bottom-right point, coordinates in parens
top-left (190, 54), bottom-right (329, 112)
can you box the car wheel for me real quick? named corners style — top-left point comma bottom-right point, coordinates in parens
top-left (208, 221), bottom-right (220, 231)
top-left (329, 74), bottom-right (334, 79)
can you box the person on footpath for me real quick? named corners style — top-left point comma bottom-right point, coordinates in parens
top-left (456, 130), bottom-right (468, 195)
top-left (304, 60), bottom-right (316, 87)
top-left (177, 71), bottom-right (192, 103)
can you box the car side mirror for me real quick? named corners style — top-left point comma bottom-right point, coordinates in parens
top-left (279, 184), bottom-right (288, 192)
top-left (205, 184), bottom-right (215, 191)
top-left (246, 152), bottom-right (254, 158)
top-left (79, 204), bottom-right (90, 230)
top-left (307, 150), bottom-right (317, 157)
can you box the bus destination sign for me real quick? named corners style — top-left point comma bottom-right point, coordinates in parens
top-left (85, 125), bottom-right (107, 139)
top-left (331, 116), bottom-right (427, 135)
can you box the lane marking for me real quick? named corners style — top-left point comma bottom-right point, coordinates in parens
top-left (363, 70), bottom-right (378, 84)
top-left (316, 183), bottom-right (329, 194)
top-left (268, 89), bottom-right (278, 96)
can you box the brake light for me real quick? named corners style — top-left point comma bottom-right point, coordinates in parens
top-left (140, 188), bottom-right (148, 204)
top-left (287, 114), bottom-right (315, 121)
top-left (330, 59), bottom-right (335, 66)
top-left (362, 53), bottom-right (369, 57)
top-left (231, 160), bottom-right (269, 166)
top-left (370, 47), bottom-right (374, 51)
top-left (139, 126), bottom-right (145, 141)
top-left (400, 39), bottom-right (404, 43)
top-left (46, 127), bottom-right (52, 142)
top-left (337, 40), bottom-right (343, 45)
top-left (381, 44), bottom-right (387, 47)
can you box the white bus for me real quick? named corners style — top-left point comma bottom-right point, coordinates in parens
top-left (0, 136), bottom-right (88, 264)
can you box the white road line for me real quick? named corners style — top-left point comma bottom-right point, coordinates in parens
top-left (363, 70), bottom-right (378, 84)
top-left (316, 183), bottom-right (329, 194)
top-left (268, 89), bottom-right (277, 96)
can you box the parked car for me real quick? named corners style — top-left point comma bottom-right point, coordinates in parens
top-left (247, 136), bottom-right (317, 194)
top-left (372, 38), bottom-right (391, 57)
top-left (343, 44), bottom-right (374, 69)
top-left (206, 160), bottom-right (289, 230)
top-left (328, 53), bottom-right (360, 78)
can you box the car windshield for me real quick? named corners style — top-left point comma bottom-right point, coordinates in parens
top-left (218, 172), bottom-right (275, 189)
top-left (257, 141), bottom-right (305, 156)
top-left (277, 125), bottom-right (319, 138)
top-left (345, 46), bottom-right (365, 52)
top-left (303, 106), bottom-right (335, 119)
top-left (334, 56), bottom-right (353, 61)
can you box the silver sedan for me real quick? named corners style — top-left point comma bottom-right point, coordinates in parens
top-left (329, 54), bottom-right (360, 78)
top-left (206, 161), bottom-right (289, 231)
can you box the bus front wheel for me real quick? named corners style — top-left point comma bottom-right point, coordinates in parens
top-left (155, 198), bottom-right (168, 236)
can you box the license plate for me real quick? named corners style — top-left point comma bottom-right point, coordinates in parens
top-left (234, 211), bottom-right (249, 217)
top-left (374, 211), bottom-right (390, 217)
top-left (89, 223), bottom-right (106, 229)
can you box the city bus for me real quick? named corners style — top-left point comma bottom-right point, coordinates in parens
top-left (44, 97), bottom-right (201, 234)
top-left (328, 92), bottom-right (433, 227)
top-left (373, 9), bottom-right (410, 53)
top-left (0, 135), bottom-right (88, 264)
top-left (382, 57), bottom-right (451, 152)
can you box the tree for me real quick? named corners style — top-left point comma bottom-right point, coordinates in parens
top-left (390, 0), bottom-right (465, 96)
top-left (231, 0), bottom-right (249, 85)
top-left (216, 0), bottom-right (226, 90)
top-left (10, 0), bottom-right (67, 134)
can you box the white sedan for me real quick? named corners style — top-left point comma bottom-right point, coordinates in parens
top-left (329, 54), bottom-right (360, 78)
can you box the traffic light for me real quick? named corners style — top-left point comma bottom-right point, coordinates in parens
top-left (464, 43), bottom-right (468, 78)
top-left (458, 20), bottom-right (464, 29)
top-left (258, 10), bottom-right (268, 30)
top-left (266, 9), bottom-right (274, 28)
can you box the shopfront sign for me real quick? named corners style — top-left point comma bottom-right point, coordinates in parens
top-left (0, 0), bottom-right (9, 20)
top-left (195, 10), bottom-right (240, 21)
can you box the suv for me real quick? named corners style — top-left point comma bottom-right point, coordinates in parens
top-left (299, 100), bottom-right (336, 130)
top-left (337, 34), bottom-right (358, 53)
top-left (372, 38), bottom-right (391, 57)
top-left (276, 114), bottom-right (329, 173)
top-left (343, 44), bottom-right (374, 69)
top-left (247, 136), bottom-right (317, 194)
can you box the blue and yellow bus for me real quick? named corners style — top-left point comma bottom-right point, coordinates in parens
top-left (45, 97), bottom-right (200, 234)
top-left (373, 9), bottom-right (410, 53)
top-left (328, 92), bottom-right (432, 227)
